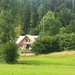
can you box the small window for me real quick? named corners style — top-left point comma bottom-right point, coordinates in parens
top-left (26, 39), bottom-right (30, 42)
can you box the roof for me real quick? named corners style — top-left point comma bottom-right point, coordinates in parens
top-left (16, 36), bottom-right (25, 44)
top-left (16, 35), bottom-right (38, 44)
top-left (26, 35), bottom-right (38, 42)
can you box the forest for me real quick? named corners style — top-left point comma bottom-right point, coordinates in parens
top-left (0, 0), bottom-right (75, 43)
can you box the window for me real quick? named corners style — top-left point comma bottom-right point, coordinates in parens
top-left (26, 39), bottom-right (30, 42)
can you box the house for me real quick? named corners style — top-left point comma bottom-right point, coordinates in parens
top-left (16, 35), bottom-right (38, 49)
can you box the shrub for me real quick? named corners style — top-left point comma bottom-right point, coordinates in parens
top-left (31, 36), bottom-right (60, 54)
top-left (32, 33), bottom-right (75, 54)
top-left (58, 33), bottom-right (75, 50)
top-left (0, 42), bottom-right (18, 63)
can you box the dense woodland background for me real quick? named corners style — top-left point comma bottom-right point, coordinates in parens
top-left (0, 0), bottom-right (75, 43)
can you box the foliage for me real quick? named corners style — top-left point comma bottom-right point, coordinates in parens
top-left (0, 0), bottom-right (75, 55)
top-left (39, 11), bottom-right (62, 36)
top-left (0, 0), bottom-right (75, 40)
top-left (60, 27), bottom-right (67, 34)
top-left (21, 0), bottom-right (31, 35)
top-left (58, 8), bottom-right (75, 27)
top-left (66, 20), bottom-right (75, 33)
top-left (37, 3), bottom-right (48, 21)
top-left (32, 36), bottom-right (60, 54)
top-left (0, 0), bottom-right (20, 43)
top-left (32, 33), bottom-right (75, 54)
top-left (58, 33), bottom-right (75, 50)
top-left (19, 0), bottom-right (75, 35)
top-left (0, 42), bottom-right (18, 63)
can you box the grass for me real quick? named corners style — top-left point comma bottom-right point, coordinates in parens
top-left (0, 51), bottom-right (75, 75)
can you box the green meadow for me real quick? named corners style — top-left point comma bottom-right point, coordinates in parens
top-left (0, 51), bottom-right (75, 75)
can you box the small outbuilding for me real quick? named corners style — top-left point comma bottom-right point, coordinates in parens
top-left (16, 35), bottom-right (38, 49)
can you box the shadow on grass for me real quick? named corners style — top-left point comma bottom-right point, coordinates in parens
top-left (17, 60), bottom-right (44, 65)
top-left (17, 60), bottom-right (74, 66)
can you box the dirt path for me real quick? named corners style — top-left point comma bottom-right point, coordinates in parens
top-left (21, 52), bottom-right (35, 56)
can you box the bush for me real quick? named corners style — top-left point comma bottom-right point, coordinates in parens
top-left (0, 42), bottom-right (18, 63)
top-left (58, 33), bottom-right (75, 50)
top-left (32, 33), bottom-right (75, 54)
top-left (31, 36), bottom-right (60, 54)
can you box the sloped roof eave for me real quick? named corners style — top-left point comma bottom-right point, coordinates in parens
top-left (16, 36), bottom-right (25, 44)
top-left (16, 35), bottom-right (38, 44)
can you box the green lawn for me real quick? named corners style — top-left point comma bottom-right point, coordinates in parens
top-left (0, 51), bottom-right (75, 75)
